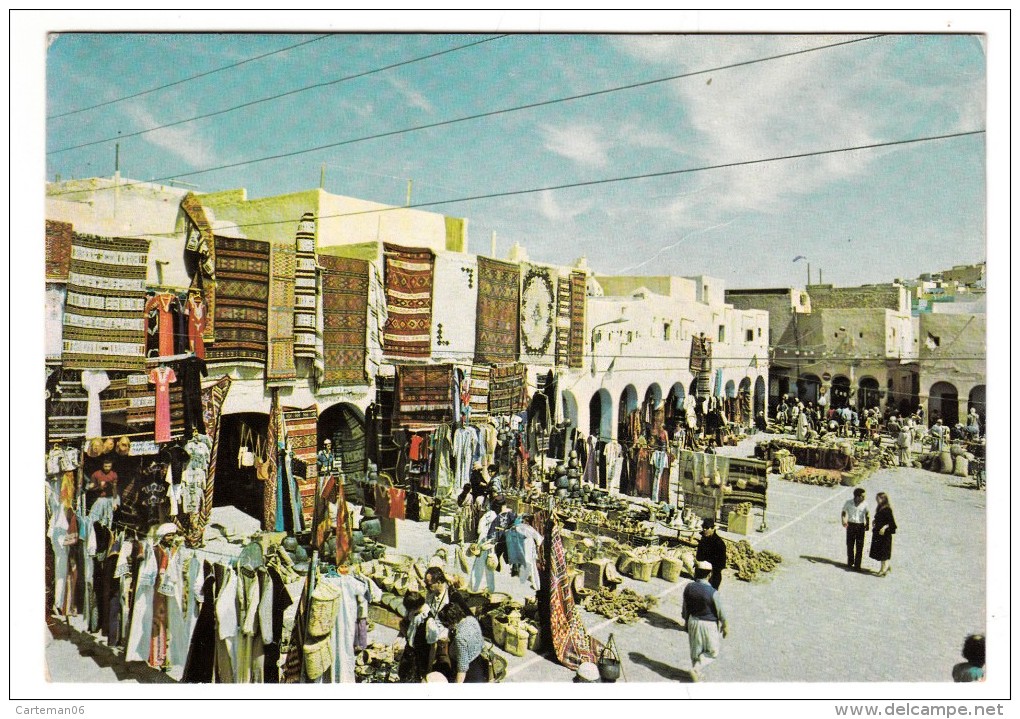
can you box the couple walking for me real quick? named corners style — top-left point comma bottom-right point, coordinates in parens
top-left (841, 487), bottom-right (898, 576)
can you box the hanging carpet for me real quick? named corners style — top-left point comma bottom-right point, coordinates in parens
top-left (488, 363), bottom-right (528, 416)
top-left (182, 376), bottom-right (232, 548)
top-left (567, 270), bottom-right (587, 369)
top-left (542, 517), bottom-right (604, 670)
top-left (519, 263), bottom-right (557, 364)
top-left (331, 405), bottom-right (367, 498)
top-left (382, 243), bottom-right (434, 359)
top-left (475, 256), bottom-right (520, 364)
top-left (318, 254), bottom-right (370, 386)
top-left (283, 405), bottom-right (319, 526)
top-left (393, 364), bottom-right (453, 425)
top-left (292, 213), bottom-right (319, 363)
top-left (62, 234), bottom-right (150, 371)
top-left (205, 236), bottom-right (270, 363)
top-left (554, 274), bottom-right (571, 367)
top-left (266, 244), bottom-right (297, 382)
top-left (46, 220), bottom-right (73, 281)
top-left (180, 193), bottom-right (217, 344)
top-left (469, 364), bottom-right (491, 422)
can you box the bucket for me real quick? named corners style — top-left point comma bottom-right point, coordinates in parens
top-left (598, 633), bottom-right (622, 682)
top-left (361, 517), bottom-right (382, 537)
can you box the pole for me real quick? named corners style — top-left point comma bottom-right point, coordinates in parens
top-left (406, 179), bottom-right (413, 207)
top-left (806, 262), bottom-right (811, 288)
top-left (320, 163), bottom-right (326, 189)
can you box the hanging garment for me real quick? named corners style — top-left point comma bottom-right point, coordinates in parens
top-left (633, 445), bottom-right (652, 498)
top-left (215, 565), bottom-right (240, 683)
top-left (80, 369), bottom-right (110, 439)
top-left (183, 434), bottom-right (213, 514)
top-left (126, 541), bottom-right (158, 663)
top-left (146, 293), bottom-right (180, 358)
top-left (149, 543), bottom-right (187, 670)
top-left (184, 293), bottom-right (208, 359)
top-left (582, 435), bottom-right (599, 486)
top-left (387, 487), bottom-right (407, 520)
top-left (149, 365), bottom-right (177, 443)
top-left (321, 573), bottom-right (365, 684)
top-left (604, 440), bottom-right (623, 495)
top-left (453, 426), bottom-right (477, 494)
top-left (182, 561), bottom-right (217, 683)
top-left (178, 356), bottom-right (208, 436)
top-left (651, 449), bottom-right (670, 504)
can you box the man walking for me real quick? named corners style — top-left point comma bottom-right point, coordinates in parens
top-left (841, 487), bottom-right (870, 571)
top-left (681, 561), bottom-right (728, 681)
top-left (695, 518), bottom-right (727, 589)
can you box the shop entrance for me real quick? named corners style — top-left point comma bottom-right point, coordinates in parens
top-left (589, 388), bottom-right (613, 441)
top-left (831, 376), bottom-right (852, 409)
top-left (968, 385), bottom-right (985, 431)
top-left (318, 402), bottom-right (367, 498)
top-left (928, 382), bottom-right (959, 427)
top-left (618, 385), bottom-right (639, 442)
top-left (214, 413), bottom-right (268, 522)
top-left (858, 377), bottom-right (881, 411)
top-left (753, 376), bottom-right (766, 419)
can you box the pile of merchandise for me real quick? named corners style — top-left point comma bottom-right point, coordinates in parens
top-left (725, 539), bottom-right (783, 582)
top-left (580, 587), bottom-right (658, 625)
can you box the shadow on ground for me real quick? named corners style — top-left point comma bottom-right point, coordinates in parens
top-left (47, 618), bottom-right (176, 683)
top-left (642, 611), bottom-right (685, 632)
top-left (627, 651), bottom-right (690, 682)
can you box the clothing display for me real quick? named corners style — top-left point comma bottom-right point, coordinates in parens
top-left (149, 365), bottom-right (177, 443)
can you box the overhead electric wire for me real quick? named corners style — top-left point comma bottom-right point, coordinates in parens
top-left (48, 34), bottom-right (885, 192)
top-left (47, 34), bottom-right (333, 120)
top-left (77, 128), bottom-right (984, 239)
top-left (48, 34), bottom-right (510, 154)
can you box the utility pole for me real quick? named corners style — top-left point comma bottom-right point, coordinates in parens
top-left (406, 179), bottom-right (413, 207)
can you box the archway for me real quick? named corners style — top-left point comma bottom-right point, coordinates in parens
top-left (831, 375), bottom-right (852, 410)
top-left (589, 389), bottom-right (613, 441)
top-left (689, 378), bottom-right (698, 398)
top-left (215, 412), bottom-right (270, 525)
top-left (618, 384), bottom-right (639, 441)
top-left (561, 390), bottom-right (579, 436)
top-left (968, 385), bottom-right (985, 431)
top-left (318, 402), bottom-right (367, 500)
top-left (928, 381), bottom-right (959, 427)
top-left (754, 376), bottom-right (767, 419)
top-left (665, 382), bottom-right (686, 436)
top-left (724, 380), bottom-right (736, 398)
top-left (858, 377), bottom-right (881, 411)
top-left (799, 374), bottom-right (821, 405)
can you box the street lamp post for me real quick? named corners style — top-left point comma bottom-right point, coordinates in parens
top-left (590, 317), bottom-right (628, 376)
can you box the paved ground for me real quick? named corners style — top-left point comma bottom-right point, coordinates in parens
top-left (44, 436), bottom-right (987, 685)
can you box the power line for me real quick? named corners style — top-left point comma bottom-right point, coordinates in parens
top-left (48, 34), bottom-right (886, 192)
top-left (47, 34), bottom-right (333, 120)
top-left (48, 34), bottom-right (510, 154)
top-left (71, 128), bottom-right (983, 239)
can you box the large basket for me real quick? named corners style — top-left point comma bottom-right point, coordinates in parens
top-left (629, 559), bottom-right (656, 582)
top-left (659, 556), bottom-right (683, 583)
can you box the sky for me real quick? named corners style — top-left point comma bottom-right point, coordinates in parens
top-left (42, 22), bottom-right (988, 289)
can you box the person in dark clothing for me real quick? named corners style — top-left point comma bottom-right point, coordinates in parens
top-left (695, 518), bottom-right (728, 589)
top-left (868, 492), bottom-right (897, 576)
top-left (457, 462), bottom-right (491, 510)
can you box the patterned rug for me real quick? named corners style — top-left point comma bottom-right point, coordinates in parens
top-left (689, 335), bottom-right (713, 373)
top-left (488, 363), bottom-right (528, 416)
top-left (469, 364), bottom-right (491, 422)
top-left (319, 255), bottom-right (369, 386)
top-left (554, 274), bottom-right (571, 367)
top-left (475, 257), bottom-right (520, 364)
top-left (568, 270), bottom-right (587, 369)
top-left (331, 403), bottom-right (367, 501)
top-left (382, 244), bottom-right (434, 358)
top-left (266, 244), bottom-right (297, 382)
top-left (543, 518), bottom-right (603, 670)
top-left (519, 263), bottom-right (556, 364)
top-left (62, 234), bottom-right (150, 371)
top-left (183, 376), bottom-right (232, 548)
top-left (283, 405), bottom-right (319, 526)
top-left (292, 213), bottom-right (318, 363)
top-left (262, 390), bottom-right (282, 530)
top-left (180, 193), bottom-right (216, 344)
top-left (206, 236), bottom-right (270, 363)
top-left (48, 373), bottom-right (88, 440)
top-left (121, 371), bottom-right (185, 439)
top-left (46, 220), bottom-right (73, 280)
top-left (394, 364), bottom-right (453, 424)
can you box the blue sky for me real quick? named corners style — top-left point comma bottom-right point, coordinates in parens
top-left (45, 29), bottom-right (987, 288)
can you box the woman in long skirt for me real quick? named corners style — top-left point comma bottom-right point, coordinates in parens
top-left (869, 492), bottom-right (897, 576)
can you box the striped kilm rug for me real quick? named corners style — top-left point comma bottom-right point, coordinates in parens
top-left (489, 363), bottom-right (528, 416)
top-left (46, 220), bottom-right (73, 280)
top-left (182, 376), bottom-right (231, 547)
top-left (181, 193), bottom-right (216, 344)
top-left (382, 244), bottom-right (434, 358)
top-left (62, 234), bottom-right (150, 371)
top-left (266, 244), bottom-right (297, 382)
top-left (318, 254), bottom-right (369, 386)
top-left (554, 274), bottom-right (571, 366)
top-left (393, 364), bottom-right (453, 425)
top-left (206, 236), bottom-right (270, 363)
top-left (292, 213), bottom-right (318, 363)
top-left (567, 270), bottom-right (587, 369)
top-left (283, 405), bottom-right (319, 526)
top-left (123, 372), bottom-right (186, 440)
top-left (475, 257), bottom-right (520, 364)
top-left (469, 364), bottom-right (491, 422)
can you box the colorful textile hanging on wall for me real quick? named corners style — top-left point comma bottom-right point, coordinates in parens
top-left (62, 234), bottom-right (150, 371)
top-left (393, 364), bottom-right (453, 425)
top-left (488, 363), bottom-right (528, 416)
top-left (475, 257), bottom-right (520, 364)
top-left (182, 376), bottom-right (232, 547)
top-left (205, 236), bottom-right (270, 363)
top-left (382, 243), bottom-right (435, 358)
top-left (319, 254), bottom-right (370, 386)
top-left (469, 364), bottom-right (491, 422)
top-left (48, 371), bottom-right (88, 440)
top-left (519, 264), bottom-right (557, 364)
top-left (180, 193), bottom-right (216, 343)
top-left (331, 404), bottom-right (367, 499)
top-left (262, 389), bottom-right (281, 530)
top-left (283, 405), bottom-right (319, 526)
top-left (567, 270), bottom-right (587, 369)
top-left (689, 334), bottom-right (713, 373)
top-left (121, 372), bottom-right (185, 439)
top-left (554, 274), bottom-right (571, 367)
top-left (292, 212), bottom-right (319, 363)
top-left (266, 245), bottom-right (297, 382)
top-left (543, 518), bottom-right (603, 670)
top-left (46, 220), bottom-right (73, 281)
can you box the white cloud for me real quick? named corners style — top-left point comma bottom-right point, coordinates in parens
top-left (536, 189), bottom-right (592, 223)
top-left (125, 105), bottom-right (220, 169)
top-left (540, 123), bottom-right (610, 167)
top-left (385, 76), bottom-right (434, 114)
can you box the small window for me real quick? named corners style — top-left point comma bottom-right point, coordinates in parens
top-left (758, 327), bottom-right (762, 338)
top-left (718, 325), bottom-right (726, 343)
top-left (745, 329), bottom-right (754, 342)
top-left (664, 322), bottom-right (672, 340)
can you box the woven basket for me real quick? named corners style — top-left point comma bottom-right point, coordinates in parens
top-left (503, 626), bottom-right (529, 657)
top-left (660, 556), bottom-right (683, 582)
top-left (629, 558), bottom-right (656, 582)
top-left (491, 612), bottom-right (508, 647)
